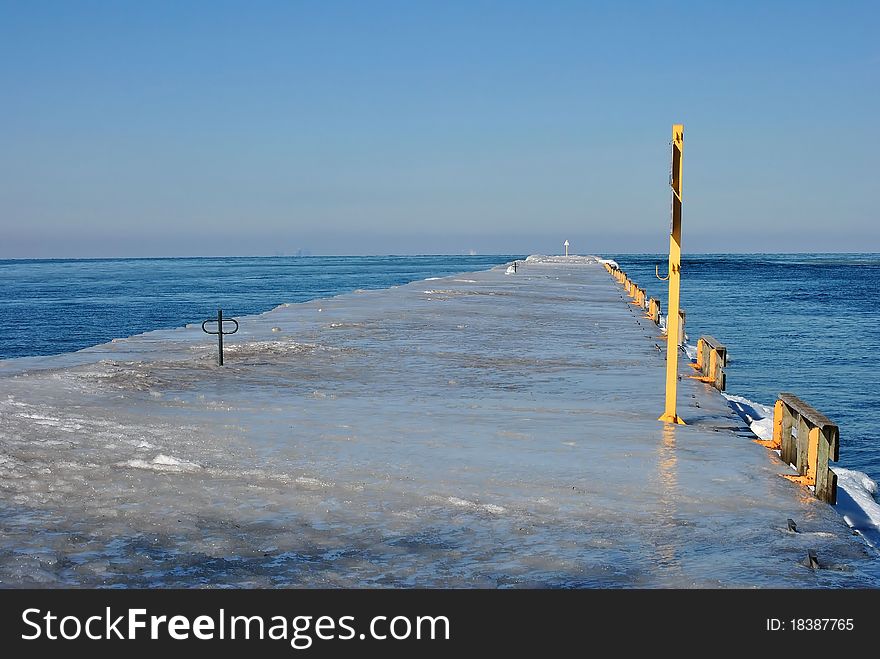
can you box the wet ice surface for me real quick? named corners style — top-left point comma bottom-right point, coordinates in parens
top-left (1, 257), bottom-right (878, 588)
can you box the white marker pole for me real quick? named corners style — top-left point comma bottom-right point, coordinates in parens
top-left (564, 239), bottom-right (570, 257)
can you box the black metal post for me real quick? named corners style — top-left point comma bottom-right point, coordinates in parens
top-left (201, 308), bottom-right (238, 366)
top-left (217, 308), bottom-right (224, 366)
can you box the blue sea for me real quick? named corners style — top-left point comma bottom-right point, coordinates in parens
top-left (0, 255), bottom-right (519, 358)
top-left (1, 253), bottom-right (878, 485)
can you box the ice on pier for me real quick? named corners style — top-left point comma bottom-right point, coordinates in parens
top-left (524, 254), bottom-right (601, 264)
top-left (725, 393), bottom-right (880, 549)
top-left (124, 454), bottom-right (202, 473)
top-left (1, 258), bottom-right (878, 587)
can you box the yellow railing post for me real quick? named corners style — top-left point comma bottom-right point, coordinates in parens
top-left (660, 124), bottom-right (685, 424)
top-left (772, 400), bottom-right (784, 449)
top-left (756, 399), bottom-right (786, 450)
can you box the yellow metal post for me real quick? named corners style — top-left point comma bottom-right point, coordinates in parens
top-left (659, 124), bottom-right (685, 425)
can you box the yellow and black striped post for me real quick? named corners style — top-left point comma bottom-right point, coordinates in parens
top-left (659, 124), bottom-right (686, 425)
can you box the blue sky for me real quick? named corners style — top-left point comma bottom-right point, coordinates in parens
top-left (0, 1), bottom-right (877, 257)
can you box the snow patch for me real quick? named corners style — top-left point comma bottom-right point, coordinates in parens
top-left (724, 394), bottom-right (774, 441)
top-left (446, 496), bottom-right (505, 514)
top-left (834, 468), bottom-right (880, 549)
top-left (295, 476), bottom-right (333, 488)
top-left (122, 454), bottom-right (201, 473)
top-left (524, 254), bottom-right (600, 265)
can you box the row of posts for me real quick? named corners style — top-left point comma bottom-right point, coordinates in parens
top-left (605, 262), bottom-right (686, 349)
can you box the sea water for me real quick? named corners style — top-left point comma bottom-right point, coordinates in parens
top-left (0, 255), bottom-right (520, 359)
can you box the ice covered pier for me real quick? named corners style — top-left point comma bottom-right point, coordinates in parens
top-left (1, 256), bottom-right (878, 587)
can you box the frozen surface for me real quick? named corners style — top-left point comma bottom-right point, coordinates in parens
top-left (525, 254), bottom-right (599, 264)
top-left (725, 394), bottom-right (880, 550)
top-left (1, 257), bottom-right (878, 587)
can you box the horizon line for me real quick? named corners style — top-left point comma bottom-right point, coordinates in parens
top-left (2, 251), bottom-right (880, 263)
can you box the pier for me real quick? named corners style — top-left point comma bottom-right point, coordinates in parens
top-left (0, 256), bottom-right (877, 587)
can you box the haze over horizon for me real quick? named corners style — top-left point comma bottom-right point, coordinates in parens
top-left (3, 235), bottom-right (880, 261)
top-left (1, 1), bottom-right (877, 258)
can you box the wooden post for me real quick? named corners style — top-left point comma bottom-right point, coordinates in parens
top-left (678, 309), bottom-right (687, 348)
top-left (780, 405), bottom-right (796, 466)
top-left (804, 427), bottom-right (820, 484)
top-left (796, 414), bottom-right (810, 476)
top-left (815, 425), bottom-right (839, 504)
top-left (713, 350), bottom-right (726, 391)
top-left (762, 394), bottom-right (839, 504)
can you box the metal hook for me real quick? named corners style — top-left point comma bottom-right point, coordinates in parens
top-left (655, 264), bottom-right (669, 281)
